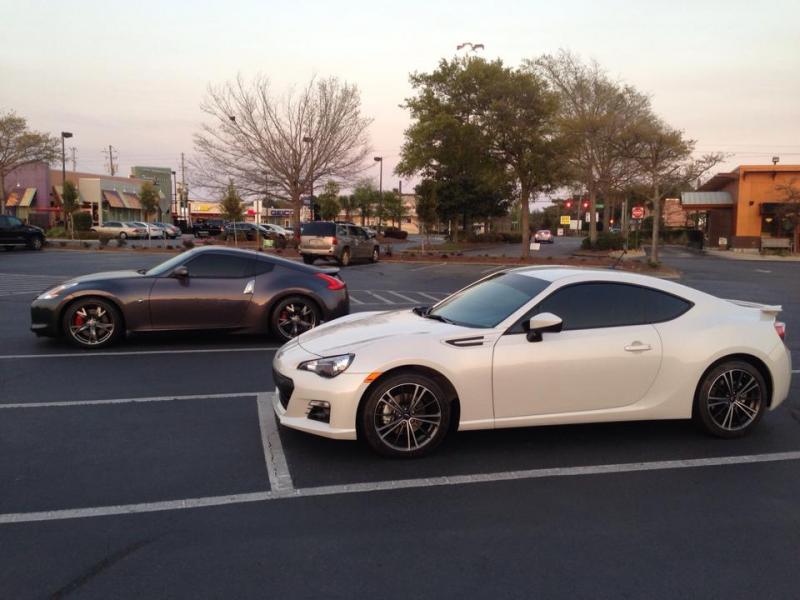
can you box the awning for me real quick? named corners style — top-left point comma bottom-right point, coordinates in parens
top-left (5, 187), bottom-right (35, 207)
top-left (681, 191), bottom-right (733, 207)
top-left (103, 190), bottom-right (125, 208)
top-left (122, 192), bottom-right (142, 210)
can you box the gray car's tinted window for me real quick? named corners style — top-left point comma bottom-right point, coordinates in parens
top-left (302, 222), bottom-right (336, 236)
top-left (186, 253), bottom-right (254, 278)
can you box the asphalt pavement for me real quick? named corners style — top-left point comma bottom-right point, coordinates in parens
top-left (0, 246), bottom-right (798, 599)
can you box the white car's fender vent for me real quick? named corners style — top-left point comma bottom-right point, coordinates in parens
top-left (445, 336), bottom-right (485, 348)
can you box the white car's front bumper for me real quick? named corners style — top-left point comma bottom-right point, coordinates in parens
top-left (272, 341), bottom-right (367, 440)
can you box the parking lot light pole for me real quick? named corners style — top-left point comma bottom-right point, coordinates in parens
top-left (60, 132), bottom-right (73, 226)
top-left (374, 156), bottom-right (383, 234)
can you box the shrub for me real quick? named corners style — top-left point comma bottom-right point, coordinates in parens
top-left (117, 238), bottom-right (127, 247)
top-left (46, 226), bottom-right (68, 238)
top-left (73, 212), bottom-right (93, 232)
top-left (182, 238), bottom-right (195, 249)
top-left (581, 232), bottom-right (642, 251)
top-left (98, 235), bottom-right (111, 247)
top-left (687, 229), bottom-right (704, 248)
top-left (383, 226), bottom-right (408, 239)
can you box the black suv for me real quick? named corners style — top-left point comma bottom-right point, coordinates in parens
top-left (0, 215), bottom-right (45, 250)
top-left (192, 219), bottom-right (226, 237)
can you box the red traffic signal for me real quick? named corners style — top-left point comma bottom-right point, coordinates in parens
top-left (582, 201), bottom-right (589, 209)
top-left (565, 200), bottom-right (572, 209)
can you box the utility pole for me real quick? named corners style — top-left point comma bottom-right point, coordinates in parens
top-left (181, 153), bottom-right (189, 226)
top-left (103, 145), bottom-right (117, 176)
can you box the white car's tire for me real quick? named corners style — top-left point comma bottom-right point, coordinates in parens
top-left (361, 372), bottom-right (451, 458)
top-left (694, 360), bottom-right (766, 438)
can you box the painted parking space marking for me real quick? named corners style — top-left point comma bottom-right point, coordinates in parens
top-left (0, 392), bottom-right (258, 409)
top-left (418, 291), bottom-right (445, 302)
top-left (3, 445), bottom-right (799, 525)
top-left (348, 295), bottom-right (364, 305)
top-left (385, 290), bottom-right (420, 303)
top-left (257, 393), bottom-right (294, 495)
top-left (364, 290), bottom-right (395, 304)
top-left (0, 347), bottom-right (279, 360)
top-left (409, 263), bottom-right (446, 272)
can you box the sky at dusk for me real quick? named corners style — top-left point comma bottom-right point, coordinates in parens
top-left (2, 0), bottom-right (799, 199)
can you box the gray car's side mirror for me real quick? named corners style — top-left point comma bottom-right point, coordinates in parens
top-left (525, 312), bottom-right (563, 342)
top-left (172, 265), bottom-right (189, 278)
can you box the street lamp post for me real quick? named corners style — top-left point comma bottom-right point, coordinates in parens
top-left (171, 170), bottom-right (177, 224)
top-left (374, 156), bottom-right (383, 233)
top-left (60, 132), bottom-right (73, 226)
top-left (302, 136), bottom-right (314, 220)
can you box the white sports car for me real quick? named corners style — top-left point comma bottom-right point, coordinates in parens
top-left (272, 267), bottom-right (791, 457)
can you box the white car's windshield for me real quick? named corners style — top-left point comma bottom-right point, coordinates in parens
top-left (427, 272), bottom-right (550, 328)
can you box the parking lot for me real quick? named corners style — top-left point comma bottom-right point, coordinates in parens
top-left (1, 248), bottom-right (799, 598)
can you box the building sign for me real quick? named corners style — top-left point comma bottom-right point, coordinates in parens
top-left (268, 208), bottom-right (294, 217)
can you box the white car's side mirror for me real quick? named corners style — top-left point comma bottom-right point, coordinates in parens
top-left (526, 312), bottom-right (563, 342)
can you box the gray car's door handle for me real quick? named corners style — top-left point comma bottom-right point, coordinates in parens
top-left (624, 342), bottom-right (652, 352)
top-left (243, 279), bottom-right (255, 295)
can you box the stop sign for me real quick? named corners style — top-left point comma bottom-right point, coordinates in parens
top-left (631, 206), bottom-right (645, 219)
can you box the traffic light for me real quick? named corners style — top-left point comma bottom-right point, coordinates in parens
top-left (582, 201), bottom-right (589, 209)
top-left (565, 200), bottom-right (572, 209)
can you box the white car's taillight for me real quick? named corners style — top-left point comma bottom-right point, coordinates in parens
top-left (775, 321), bottom-right (786, 341)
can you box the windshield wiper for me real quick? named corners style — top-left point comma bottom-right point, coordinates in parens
top-left (423, 312), bottom-right (454, 324)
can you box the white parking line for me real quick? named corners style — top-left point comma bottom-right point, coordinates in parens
top-left (2, 449), bottom-right (799, 525)
top-left (257, 393), bottom-right (295, 496)
top-left (364, 290), bottom-right (395, 304)
top-left (348, 295), bottom-right (364, 305)
top-left (418, 292), bottom-right (444, 302)
top-left (385, 290), bottom-right (420, 303)
top-left (0, 347), bottom-right (279, 360)
top-left (409, 263), bottom-right (446, 272)
top-left (0, 392), bottom-right (258, 410)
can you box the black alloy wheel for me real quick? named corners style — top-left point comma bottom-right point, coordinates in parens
top-left (361, 372), bottom-right (451, 458)
top-left (271, 296), bottom-right (320, 342)
top-left (695, 360), bottom-right (766, 438)
top-left (62, 298), bottom-right (122, 349)
top-left (28, 235), bottom-right (43, 250)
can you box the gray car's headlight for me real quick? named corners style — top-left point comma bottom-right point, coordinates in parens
top-left (298, 354), bottom-right (354, 378)
top-left (38, 282), bottom-right (78, 300)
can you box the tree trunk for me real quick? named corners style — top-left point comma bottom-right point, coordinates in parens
top-left (588, 186), bottom-right (598, 244)
top-left (520, 190), bottom-right (531, 258)
top-left (601, 188), bottom-right (611, 233)
top-left (650, 183), bottom-right (661, 264)
top-left (0, 173), bottom-right (5, 214)
top-left (291, 191), bottom-right (302, 238)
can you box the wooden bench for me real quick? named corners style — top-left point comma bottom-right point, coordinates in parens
top-left (760, 237), bottom-right (793, 252)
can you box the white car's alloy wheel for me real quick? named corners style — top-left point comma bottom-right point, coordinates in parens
top-left (696, 361), bottom-right (766, 437)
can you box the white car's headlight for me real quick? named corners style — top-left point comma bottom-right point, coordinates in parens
top-left (38, 282), bottom-right (78, 300)
top-left (297, 354), bottom-right (354, 378)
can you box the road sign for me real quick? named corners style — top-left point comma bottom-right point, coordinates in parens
top-left (632, 206), bottom-right (645, 219)
top-left (560, 215), bottom-right (571, 225)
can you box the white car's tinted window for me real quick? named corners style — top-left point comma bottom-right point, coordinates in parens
top-left (429, 273), bottom-right (550, 328)
top-left (534, 282), bottom-right (691, 330)
top-left (107, 221), bottom-right (121, 227)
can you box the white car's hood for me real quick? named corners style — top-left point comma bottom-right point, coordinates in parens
top-left (296, 309), bottom-right (472, 356)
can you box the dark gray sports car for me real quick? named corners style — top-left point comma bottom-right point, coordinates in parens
top-left (30, 247), bottom-right (350, 349)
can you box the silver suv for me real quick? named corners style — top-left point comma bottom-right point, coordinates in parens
top-left (300, 221), bottom-right (379, 266)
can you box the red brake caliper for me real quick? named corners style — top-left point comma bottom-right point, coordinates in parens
top-left (73, 313), bottom-right (86, 327)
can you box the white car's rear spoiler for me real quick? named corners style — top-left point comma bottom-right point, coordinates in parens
top-left (725, 299), bottom-right (782, 316)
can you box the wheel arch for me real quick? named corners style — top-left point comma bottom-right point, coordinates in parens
top-left (693, 353), bottom-right (774, 410)
top-left (266, 290), bottom-right (324, 333)
top-left (355, 365), bottom-right (461, 440)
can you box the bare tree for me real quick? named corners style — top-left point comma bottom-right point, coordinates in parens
top-left (532, 51), bottom-right (650, 244)
top-left (0, 111), bottom-right (60, 213)
top-left (623, 115), bottom-right (724, 263)
top-left (192, 75), bottom-right (372, 231)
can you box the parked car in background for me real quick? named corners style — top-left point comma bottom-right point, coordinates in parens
top-left (223, 222), bottom-right (261, 241)
top-left (272, 266), bottom-right (791, 458)
top-left (30, 246), bottom-right (350, 349)
top-left (260, 223), bottom-right (290, 240)
top-left (534, 229), bottom-right (554, 243)
top-left (300, 221), bottom-right (379, 266)
top-left (154, 222), bottom-right (181, 238)
top-left (192, 219), bottom-right (226, 237)
top-left (0, 215), bottom-right (45, 250)
top-left (91, 221), bottom-right (147, 240)
top-left (363, 227), bottom-right (377, 239)
top-left (132, 221), bottom-right (167, 239)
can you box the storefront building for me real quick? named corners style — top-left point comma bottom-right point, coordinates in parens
top-left (681, 164), bottom-right (799, 251)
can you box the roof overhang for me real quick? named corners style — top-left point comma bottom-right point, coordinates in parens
top-left (681, 191), bottom-right (734, 207)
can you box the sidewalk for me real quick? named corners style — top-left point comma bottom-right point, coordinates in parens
top-left (703, 249), bottom-right (800, 262)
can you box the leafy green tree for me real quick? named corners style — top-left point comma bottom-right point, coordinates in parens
top-left (220, 181), bottom-right (244, 222)
top-left (398, 57), bottom-right (563, 253)
top-left (353, 179), bottom-right (376, 226)
top-left (338, 194), bottom-right (357, 221)
top-left (317, 180), bottom-right (341, 221)
top-left (61, 180), bottom-right (80, 238)
top-left (0, 110), bottom-right (60, 213)
top-left (380, 191), bottom-right (404, 226)
top-left (139, 181), bottom-right (160, 222)
top-left (414, 179), bottom-right (438, 238)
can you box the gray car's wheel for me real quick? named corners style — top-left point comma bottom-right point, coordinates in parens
top-left (302, 255), bottom-right (315, 265)
top-left (62, 298), bottom-right (122, 349)
top-left (694, 360), bottom-right (766, 438)
top-left (361, 372), bottom-right (451, 458)
top-left (370, 246), bottom-right (379, 263)
top-left (119, 232), bottom-right (127, 240)
top-left (271, 296), bottom-right (320, 342)
top-left (339, 248), bottom-right (351, 267)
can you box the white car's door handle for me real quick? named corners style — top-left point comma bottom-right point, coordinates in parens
top-left (624, 342), bottom-right (652, 352)
top-left (243, 279), bottom-right (255, 295)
